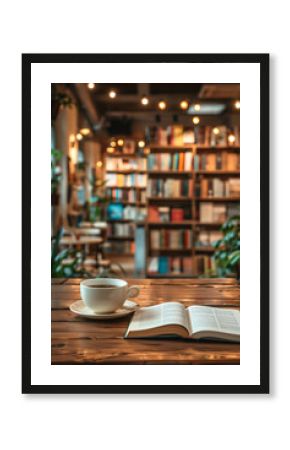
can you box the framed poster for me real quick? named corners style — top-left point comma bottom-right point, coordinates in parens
top-left (22, 53), bottom-right (269, 394)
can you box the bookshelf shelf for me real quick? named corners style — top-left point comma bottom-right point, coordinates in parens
top-left (145, 272), bottom-right (194, 279)
top-left (194, 197), bottom-right (240, 202)
top-left (106, 170), bottom-right (147, 174)
top-left (147, 170), bottom-right (192, 176)
top-left (107, 236), bottom-right (135, 241)
top-left (108, 186), bottom-right (146, 190)
top-left (149, 248), bottom-right (192, 256)
top-left (149, 145), bottom-right (193, 151)
top-left (147, 221), bottom-right (193, 227)
top-left (147, 196), bottom-right (192, 202)
top-left (194, 246), bottom-right (216, 253)
top-left (196, 146), bottom-right (240, 152)
top-left (196, 170), bottom-right (240, 176)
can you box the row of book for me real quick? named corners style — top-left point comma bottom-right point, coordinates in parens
top-left (147, 178), bottom-right (193, 197)
top-left (107, 223), bottom-right (135, 237)
top-left (105, 173), bottom-right (147, 188)
top-left (147, 257), bottom-right (193, 275)
top-left (195, 231), bottom-right (224, 247)
top-left (145, 125), bottom-right (240, 147)
top-left (195, 255), bottom-right (216, 276)
top-left (107, 188), bottom-right (146, 203)
top-left (147, 152), bottom-right (193, 171)
top-left (194, 152), bottom-right (240, 171)
top-left (150, 229), bottom-right (192, 250)
top-left (199, 202), bottom-right (240, 223)
top-left (148, 206), bottom-right (191, 222)
top-left (104, 241), bottom-right (135, 255)
top-left (106, 157), bottom-right (147, 171)
top-left (107, 203), bottom-right (146, 221)
top-left (196, 178), bottom-right (240, 198)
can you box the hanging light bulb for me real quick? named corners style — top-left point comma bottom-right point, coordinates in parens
top-left (141, 95), bottom-right (149, 106)
top-left (88, 83), bottom-right (95, 89)
top-left (138, 140), bottom-right (145, 148)
top-left (108, 89), bottom-right (117, 98)
top-left (234, 100), bottom-right (240, 110)
top-left (228, 134), bottom-right (236, 144)
top-left (180, 100), bottom-right (189, 110)
top-left (110, 140), bottom-right (117, 147)
top-left (76, 133), bottom-right (83, 141)
top-left (80, 128), bottom-right (91, 136)
top-left (107, 147), bottom-right (115, 153)
top-left (96, 161), bottom-right (103, 168)
top-left (194, 104), bottom-right (201, 111)
top-left (158, 100), bottom-right (167, 110)
top-left (192, 116), bottom-right (200, 125)
top-left (117, 138), bottom-right (124, 146)
top-left (213, 127), bottom-right (220, 135)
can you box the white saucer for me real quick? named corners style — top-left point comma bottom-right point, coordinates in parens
top-left (69, 299), bottom-right (139, 319)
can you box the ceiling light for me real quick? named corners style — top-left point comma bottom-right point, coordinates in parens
top-left (192, 116), bottom-right (200, 125)
top-left (109, 90), bottom-right (117, 99)
top-left (141, 96), bottom-right (149, 106)
top-left (138, 140), bottom-right (145, 148)
top-left (117, 138), bottom-right (124, 146)
top-left (76, 133), bottom-right (83, 141)
top-left (213, 127), bottom-right (220, 135)
top-left (88, 83), bottom-right (95, 89)
top-left (158, 100), bottom-right (167, 110)
top-left (234, 100), bottom-right (240, 110)
top-left (180, 100), bottom-right (189, 110)
top-left (194, 104), bottom-right (201, 111)
top-left (80, 128), bottom-right (90, 136)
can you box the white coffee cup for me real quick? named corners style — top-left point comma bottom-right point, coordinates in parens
top-left (80, 278), bottom-right (140, 313)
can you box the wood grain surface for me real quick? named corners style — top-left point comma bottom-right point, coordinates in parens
top-left (51, 278), bottom-right (240, 365)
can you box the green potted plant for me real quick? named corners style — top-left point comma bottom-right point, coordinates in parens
top-left (212, 215), bottom-right (240, 279)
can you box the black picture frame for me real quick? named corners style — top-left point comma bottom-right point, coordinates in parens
top-left (22, 53), bottom-right (269, 394)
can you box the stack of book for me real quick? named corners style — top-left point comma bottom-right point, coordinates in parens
top-left (147, 152), bottom-right (193, 171)
top-left (108, 223), bottom-right (135, 237)
top-left (148, 206), bottom-right (191, 222)
top-left (147, 256), bottom-right (193, 275)
top-left (106, 173), bottom-right (147, 188)
top-left (147, 178), bottom-right (193, 197)
top-left (107, 204), bottom-right (146, 221)
top-left (194, 152), bottom-right (240, 171)
top-left (150, 229), bottom-right (192, 250)
top-left (196, 177), bottom-right (240, 197)
top-left (199, 202), bottom-right (240, 223)
top-left (145, 125), bottom-right (195, 146)
top-left (106, 157), bottom-right (147, 171)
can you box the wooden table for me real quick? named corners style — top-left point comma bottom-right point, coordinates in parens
top-left (52, 278), bottom-right (240, 365)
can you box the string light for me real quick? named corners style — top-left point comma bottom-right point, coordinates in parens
top-left (88, 83), bottom-right (95, 89)
top-left (117, 138), bottom-right (124, 146)
top-left (76, 133), bottom-right (83, 141)
top-left (141, 96), bottom-right (149, 106)
top-left (107, 147), bottom-right (115, 153)
top-left (228, 134), bottom-right (236, 144)
top-left (234, 100), bottom-right (240, 110)
top-left (138, 140), bottom-right (145, 148)
top-left (108, 90), bottom-right (117, 99)
top-left (96, 161), bottom-right (103, 168)
top-left (194, 104), bottom-right (201, 111)
top-left (158, 100), bottom-right (167, 110)
top-left (192, 116), bottom-right (200, 125)
top-left (213, 127), bottom-right (220, 135)
top-left (180, 100), bottom-right (189, 110)
top-left (80, 128), bottom-right (90, 136)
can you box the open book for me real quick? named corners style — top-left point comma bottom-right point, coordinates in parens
top-left (125, 303), bottom-right (240, 342)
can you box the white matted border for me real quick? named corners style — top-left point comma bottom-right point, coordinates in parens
top-left (31, 62), bottom-right (260, 386)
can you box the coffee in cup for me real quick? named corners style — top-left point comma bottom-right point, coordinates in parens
top-left (80, 278), bottom-right (140, 313)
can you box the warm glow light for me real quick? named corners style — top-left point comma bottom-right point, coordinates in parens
top-left (96, 161), bottom-right (103, 168)
top-left (192, 116), bottom-right (200, 125)
top-left (180, 100), bottom-right (189, 110)
top-left (158, 100), bottom-right (167, 110)
top-left (107, 147), bottom-right (115, 153)
top-left (117, 138), bottom-right (124, 146)
top-left (234, 100), bottom-right (240, 110)
top-left (228, 134), bottom-right (236, 144)
top-left (194, 104), bottom-right (201, 111)
top-left (213, 127), bottom-right (220, 135)
top-left (76, 133), bottom-right (83, 141)
top-left (110, 141), bottom-right (116, 147)
top-left (88, 83), bottom-right (95, 89)
top-left (109, 90), bottom-right (117, 98)
top-left (141, 96), bottom-right (149, 105)
top-left (144, 147), bottom-right (150, 155)
top-left (80, 128), bottom-right (90, 136)
top-left (138, 140), bottom-right (145, 148)
top-left (69, 134), bottom-right (75, 143)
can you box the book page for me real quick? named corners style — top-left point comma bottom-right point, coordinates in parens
top-left (127, 302), bottom-right (188, 333)
top-left (187, 306), bottom-right (240, 335)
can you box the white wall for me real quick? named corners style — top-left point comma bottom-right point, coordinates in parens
top-left (0, 2), bottom-right (286, 450)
